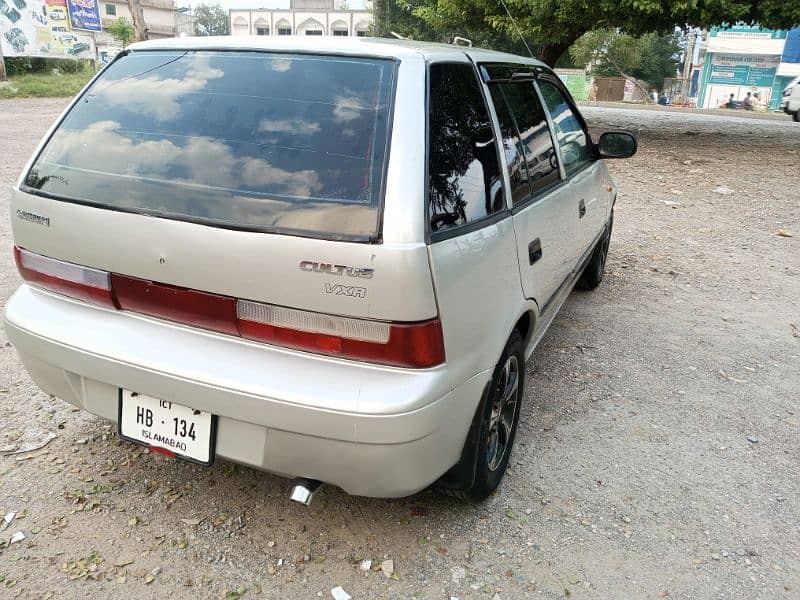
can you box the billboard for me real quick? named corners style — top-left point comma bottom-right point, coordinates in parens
top-left (708, 54), bottom-right (780, 87)
top-left (0, 0), bottom-right (95, 58)
top-left (710, 25), bottom-right (787, 40)
top-left (66, 0), bottom-right (99, 32)
top-left (782, 28), bottom-right (800, 64)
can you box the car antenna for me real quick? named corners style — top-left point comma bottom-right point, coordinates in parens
top-left (499, 0), bottom-right (534, 58)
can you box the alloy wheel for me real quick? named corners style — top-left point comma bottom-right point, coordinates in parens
top-left (486, 354), bottom-right (520, 472)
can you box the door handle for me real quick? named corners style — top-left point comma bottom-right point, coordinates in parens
top-left (528, 238), bottom-right (543, 265)
top-left (579, 199), bottom-right (587, 219)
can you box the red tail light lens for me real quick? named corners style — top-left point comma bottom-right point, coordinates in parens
top-left (13, 246), bottom-right (446, 368)
top-left (14, 246), bottom-right (116, 307)
top-left (237, 301), bottom-right (445, 368)
top-left (111, 274), bottom-right (239, 336)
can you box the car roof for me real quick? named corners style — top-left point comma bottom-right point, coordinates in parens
top-left (126, 35), bottom-right (549, 68)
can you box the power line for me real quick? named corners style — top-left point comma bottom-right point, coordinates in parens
top-left (499, 0), bottom-right (533, 58)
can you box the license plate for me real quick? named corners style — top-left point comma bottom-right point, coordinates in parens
top-left (118, 390), bottom-right (216, 465)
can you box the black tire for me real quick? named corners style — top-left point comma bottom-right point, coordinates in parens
top-left (577, 212), bottom-right (613, 290)
top-left (437, 331), bottom-right (525, 502)
top-left (794, 111), bottom-right (800, 123)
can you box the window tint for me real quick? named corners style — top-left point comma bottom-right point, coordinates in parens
top-left (24, 51), bottom-right (396, 239)
top-left (493, 82), bottom-right (560, 201)
top-left (428, 63), bottom-right (504, 234)
top-left (537, 80), bottom-right (593, 175)
top-left (489, 86), bottom-right (531, 204)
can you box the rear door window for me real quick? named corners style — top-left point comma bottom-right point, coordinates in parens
top-left (428, 62), bottom-right (505, 235)
top-left (23, 50), bottom-right (396, 240)
top-left (489, 86), bottom-right (531, 205)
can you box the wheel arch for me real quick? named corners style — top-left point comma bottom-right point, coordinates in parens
top-left (436, 321), bottom-right (530, 495)
top-left (513, 309), bottom-right (535, 349)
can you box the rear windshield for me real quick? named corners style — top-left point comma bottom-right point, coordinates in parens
top-left (23, 50), bottom-right (396, 240)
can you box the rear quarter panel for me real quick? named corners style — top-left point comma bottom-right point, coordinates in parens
top-left (427, 218), bottom-right (525, 385)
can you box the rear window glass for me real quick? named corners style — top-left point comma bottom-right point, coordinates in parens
top-left (23, 50), bottom-right (396, 240)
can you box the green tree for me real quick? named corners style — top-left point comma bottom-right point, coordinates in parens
top-left (371, 0), bottom-right (529, 54)
top-left (105, 17), bottom-right (135, 47)
top-left (194, 3), bottom-right (229, 36)
top-left (377, 0), bottom-right (800, 65)
top-left (571, 30), bottom-right (682, 91)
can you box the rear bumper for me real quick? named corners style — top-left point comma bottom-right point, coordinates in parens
top-left (4, 285), bottom-right (490, 497)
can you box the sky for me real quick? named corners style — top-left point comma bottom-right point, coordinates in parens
top-left (179, 0), bottom-right (367, 9)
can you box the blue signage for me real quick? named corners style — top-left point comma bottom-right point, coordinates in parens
top-left (67, 0), bottom-right (101, 32)
top-left (708, 64), bottom-right (777, 87)
top-left (783, 28), bottom-right (800, 64)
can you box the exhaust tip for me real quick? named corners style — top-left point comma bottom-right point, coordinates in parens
top-left (290, 479), bottom-right (323, 506)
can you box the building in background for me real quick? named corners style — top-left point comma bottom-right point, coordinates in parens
top-left (95, 0), bottom-right (178, 60)
top-left (230, 0), bottom-right (373, 38)
top-left (696, 25), bottom-right (799, 111)
top-left (778, 29), bottom-right (800, 87)
top-left (174, 5), bottom-right (195, 37)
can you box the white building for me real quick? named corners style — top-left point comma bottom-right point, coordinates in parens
top-left (230, 0), bottom-right (373, 38)
top-left (96, 0), bottom-right (183, 60)
top-left (697, 25), bottom-right (794, 111)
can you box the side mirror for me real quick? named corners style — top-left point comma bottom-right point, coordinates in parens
top-left (597, 131), bottom-right (638, 159)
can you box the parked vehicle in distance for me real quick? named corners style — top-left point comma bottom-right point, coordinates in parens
top-left (5, 37), bottom-right (637, 502)
top-left (68, 41), bottom-right (89, 55)
top-left (781, 76), bottom-right (800, 122)
top-left (0, 0), bottom-right (22, 23)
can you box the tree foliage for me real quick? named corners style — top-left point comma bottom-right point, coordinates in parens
top-left (571, 30), bottom-right (682, 90)
top-left (372, 0), bottom-right (800, 65)
top-left (371, 0), bottom-right (529, 54)
top-left (106, 17), bottom-right (135, 47)
top-left (194, 3), bottom-right (229, 36)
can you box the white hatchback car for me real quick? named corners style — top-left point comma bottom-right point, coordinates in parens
top-left (5, 37), bottom-right (636, 502)
top-left (781, 75), bottom-right (800, 121)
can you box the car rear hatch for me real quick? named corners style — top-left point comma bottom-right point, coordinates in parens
top-left (11, 48), bottom-right (441, 369)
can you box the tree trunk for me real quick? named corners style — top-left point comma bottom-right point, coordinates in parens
top-left (127, 0), bottom-right (149, 42)
top-left (0, 41), bottom-right (7, 82)
top-left (537, 33), bottom-right (582, 67)
top-left (604, 53), bottom-right (654, 104)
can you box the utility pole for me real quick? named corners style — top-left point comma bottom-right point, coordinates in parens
top-left (681, 27), bottom-right (697, 102)
top-left (127, 0), bottom-right (149, 42)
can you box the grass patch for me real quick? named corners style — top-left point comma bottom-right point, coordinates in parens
top-left (0, 68), bottom-right (95, 99)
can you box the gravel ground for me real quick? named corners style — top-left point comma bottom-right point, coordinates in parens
top-left (0, 99), bottom-right (798, 600)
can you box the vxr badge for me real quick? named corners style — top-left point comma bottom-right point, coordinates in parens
top-left (325, 283), bottom-right (367, 298)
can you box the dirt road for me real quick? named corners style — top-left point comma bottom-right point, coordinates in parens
top-left (1, 99), bottom-right (798, 600)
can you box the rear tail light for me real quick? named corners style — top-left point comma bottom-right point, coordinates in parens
top-left (14, 246), bottom-right (116, 307)
top-left (13, 246), bottom-right (446, 368)
top-left (111, 274), bottom-right (239, 336)
top-left (237, 301), bottom-right (444, 368)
